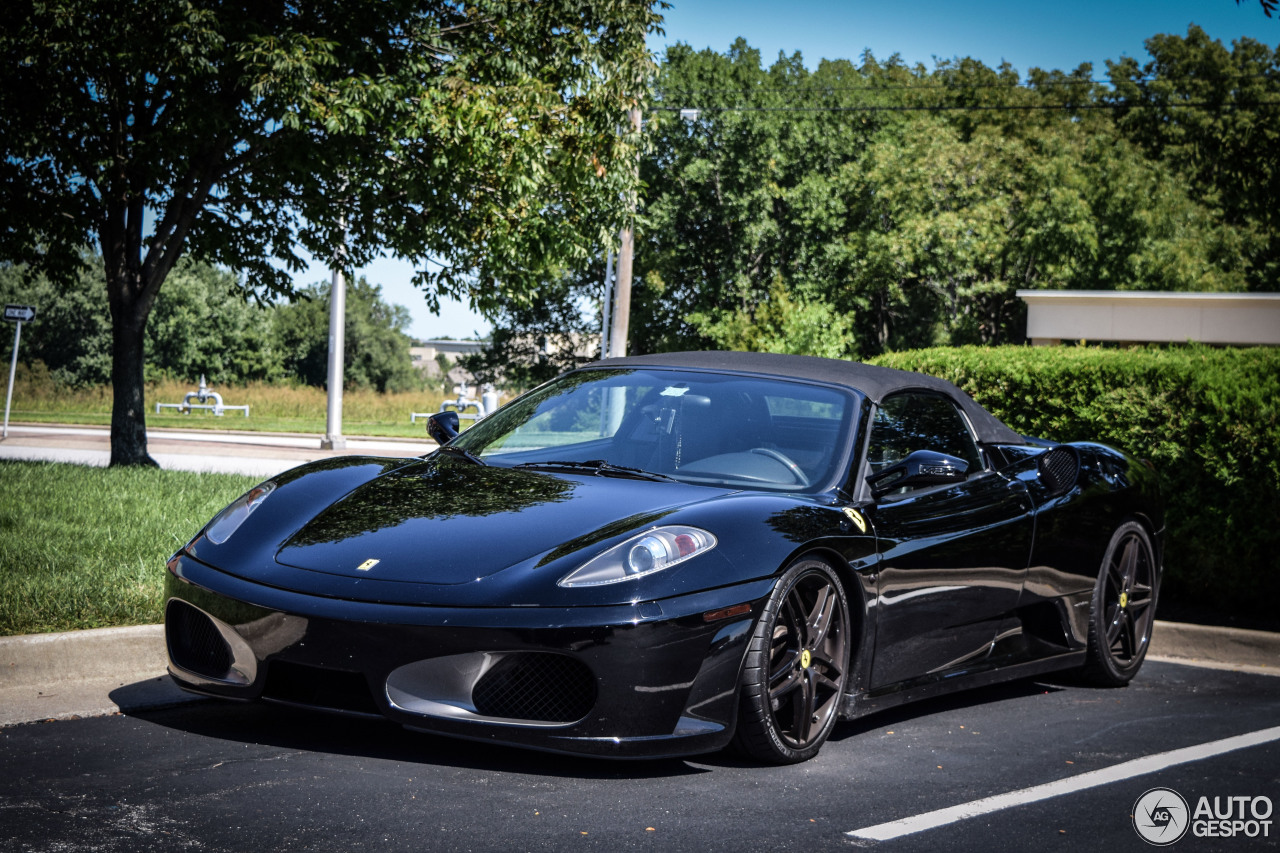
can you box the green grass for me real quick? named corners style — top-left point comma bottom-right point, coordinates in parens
top-left (0, 460), bottom-right (260, 636)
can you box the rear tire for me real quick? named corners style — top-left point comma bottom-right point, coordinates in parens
top-left (1080, 521), bottom-right (1158, 686)
top-left (733, 558), bottom-right (850, 764)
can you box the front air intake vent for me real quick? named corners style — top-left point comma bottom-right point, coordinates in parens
top-left (1038, 446), bottom-right (1080, 498)
top-left (166, 599), bottom-right (233, 679)
top-left (472, 653), bottom-right (596, 724)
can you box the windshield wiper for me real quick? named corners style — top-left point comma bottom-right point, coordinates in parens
top-left (434, 445), bottom-right (487, 466)
top-left (514, 459), bottom-right (678, 482)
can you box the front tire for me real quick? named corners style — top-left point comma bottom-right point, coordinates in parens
top-left (734, 558), bottom-right (850, 764)
top-left (1081, 521), bottom-right (1159, 686)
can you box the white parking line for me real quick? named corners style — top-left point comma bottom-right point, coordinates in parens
top-left (846, 725), bottom-right (1280, 842)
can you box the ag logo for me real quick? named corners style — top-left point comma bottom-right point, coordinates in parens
top-left (1133, 787), bottom-right (1190, 846)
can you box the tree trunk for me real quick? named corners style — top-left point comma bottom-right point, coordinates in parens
top-left (108, 300), bottom-right (157, 468)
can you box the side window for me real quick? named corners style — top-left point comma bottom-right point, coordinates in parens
top-left (867, 393), bottom-right (983, 481)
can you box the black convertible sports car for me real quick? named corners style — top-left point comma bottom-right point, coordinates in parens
top-left (165, 351), bottom-right (1163, 763)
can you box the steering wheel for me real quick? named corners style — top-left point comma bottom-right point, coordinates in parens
top-left (750, 447), bottom-right (811, 487)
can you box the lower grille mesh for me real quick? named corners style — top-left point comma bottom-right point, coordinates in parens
top-left (166, 600), bottom-right (233, 679)
top-left (472, 654), bottom-right (596, 723)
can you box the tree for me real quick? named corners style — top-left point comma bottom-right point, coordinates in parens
top-left (462, 271), bottom-right (600, 389)
top-left (1106, 26), bottom-right (1280, 288)
top-left (473, 33), bottom-right (1271, 375)
top-left (2, 257), bottom-right (280, 386)
top-left (636, 41), bottom-right (1261, 358)
top-left (632, 41), bottom-right (908, 356)
top-left (144, 261), bottom-right (280, 384)
top-left (273, 277), bottom-right (422, 393)
top-left (0, 258), bottom-right (113, 386)
top-left (0, 0), bottom-right (662, 465)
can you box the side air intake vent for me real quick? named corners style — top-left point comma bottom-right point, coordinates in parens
top-left (166, 599), bottom-right (233, 679)
top-left (1038, 446), bottom-right (1081, 499)
top-left (472, 653), bottom-right (596, 724)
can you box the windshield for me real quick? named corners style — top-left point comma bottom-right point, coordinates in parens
top-left (451, 368), bottom-right (859, 492)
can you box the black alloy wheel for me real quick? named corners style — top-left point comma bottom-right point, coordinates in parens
top-left (1082, 520), bottom-right (1159, 686)
top-left (734, 558), bottom-right (850, 764)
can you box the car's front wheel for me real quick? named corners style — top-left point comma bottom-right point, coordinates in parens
top-left (733, 558), bottom-right (850, 764)
top-left (1081, 520), bottom-right (1159, 686)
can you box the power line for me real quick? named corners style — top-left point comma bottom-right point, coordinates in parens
top-left (656, 72), bottom-right (1278, 97)
top-left (652, 98), bottom-right (1280, 115)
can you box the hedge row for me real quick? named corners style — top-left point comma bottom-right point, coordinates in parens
top-left (870, 345), bottom-right (1280, 618)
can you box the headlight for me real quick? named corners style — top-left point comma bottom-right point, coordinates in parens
top-left (557, 526), bottom-right (717, 587)
top-left (204, 481), bottom-right (276, 544)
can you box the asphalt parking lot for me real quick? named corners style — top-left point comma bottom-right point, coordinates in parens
top-left (2, 659), bottom-right (1277, 853)
top-left (3, 426), bottom-right (1277, 850)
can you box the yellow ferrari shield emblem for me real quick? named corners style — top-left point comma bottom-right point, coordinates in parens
top-left (842, 507), bottom-right (867, 534)
top-left (1119, 591), bottom-right (1128, 609)
top-left (357, 558), bottom-right (380, 572)
top-left (800, 649), bottom-right (812, 669)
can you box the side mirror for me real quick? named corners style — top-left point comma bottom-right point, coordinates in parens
top-left (867, 449), bottom-right (969, 498)
top-left (426, 410), bottom-right (460, 445)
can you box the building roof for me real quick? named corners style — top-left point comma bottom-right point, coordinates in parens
top-left (589, 351), bottom-right (1025, 445)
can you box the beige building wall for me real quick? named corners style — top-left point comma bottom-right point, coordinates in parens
top-left (1017, 291), bottom-right (1280, 346)
top-left (410, 340), bottom-right (486, 376)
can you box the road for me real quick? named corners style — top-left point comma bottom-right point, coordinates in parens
top-left (2, 660), bottom-right (1277, 852)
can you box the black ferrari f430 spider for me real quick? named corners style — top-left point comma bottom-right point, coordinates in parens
top-left (165, 351), bottom-right (1163, 763)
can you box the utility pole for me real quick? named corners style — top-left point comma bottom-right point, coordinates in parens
top-left (321, 211), bottom-right (347, 450)
top-left (600, 248), bottom-right (616, 357)
top-left (607, 107), bottom-right (642, 359)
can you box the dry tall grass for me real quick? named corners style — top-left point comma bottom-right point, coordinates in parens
top-left (1, 366), bottom-right (483, 437)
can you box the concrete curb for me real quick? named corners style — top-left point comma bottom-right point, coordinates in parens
top-left (0, 625), bottom-right (197, 726)
top-left (1, 618), bottom-right (1275, 729)
top-left (1149, 619), bottom-right (1280, 672)
top-left (1, 624), bottom-right (167, 686)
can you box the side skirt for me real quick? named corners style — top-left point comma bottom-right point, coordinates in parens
top-left (839, 650), bottom-right (1088, 719)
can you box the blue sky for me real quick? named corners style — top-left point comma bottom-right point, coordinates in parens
top-left (318, 1), bottom-right (1279, 341)
top-left (654, 0), bottom-right (1277, 78)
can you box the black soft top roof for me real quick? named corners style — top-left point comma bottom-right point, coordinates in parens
top-left (589, 351), bottom-right (1025, 446)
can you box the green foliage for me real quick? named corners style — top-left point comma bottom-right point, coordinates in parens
top-left (0, 0), bottom-right (662, 300)
top-left (462, 272), bottom-right (600, 390)
top-left (273, 277), bottom-right (423, 393)
top-left (1, 259), bottom-right (418, 391)
top-left (475, 28), bottom-right (1274, 379)
top-left (0, 0), bottom-right (663, 464)
top-left (687, 277), bottom-right (855, 358)
top-left (0, 258), bottom-right (112, 386)
top-left (1, 257), bottom-right (280, 387)
top-left (0, 461), bottom-right (259, 635)
top-left (1107, 26), bottom-right (1280, 288)
top-left (871, 345), bottom-right (1280, 617)
top-left (144, 262), bottom-right (280, 384)
top-left (629, 36), bottom-right (1265, 360)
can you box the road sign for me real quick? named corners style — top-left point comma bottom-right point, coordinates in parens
top-left (4, 304), bottom-right (35, 437)
top-left (4, 304), bottom-right (36, 323)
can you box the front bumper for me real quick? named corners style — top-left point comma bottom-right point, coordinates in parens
top-left (164, 553), bottom-right (772, 758)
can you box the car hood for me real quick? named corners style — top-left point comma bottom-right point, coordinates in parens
top-left (273, 458), bottom-right (731, 585)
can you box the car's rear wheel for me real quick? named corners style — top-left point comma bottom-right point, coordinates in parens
top-left (734, 558), bottom-right (850, 764)
top-left (1081, 520), bottom-right (1158, 686)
